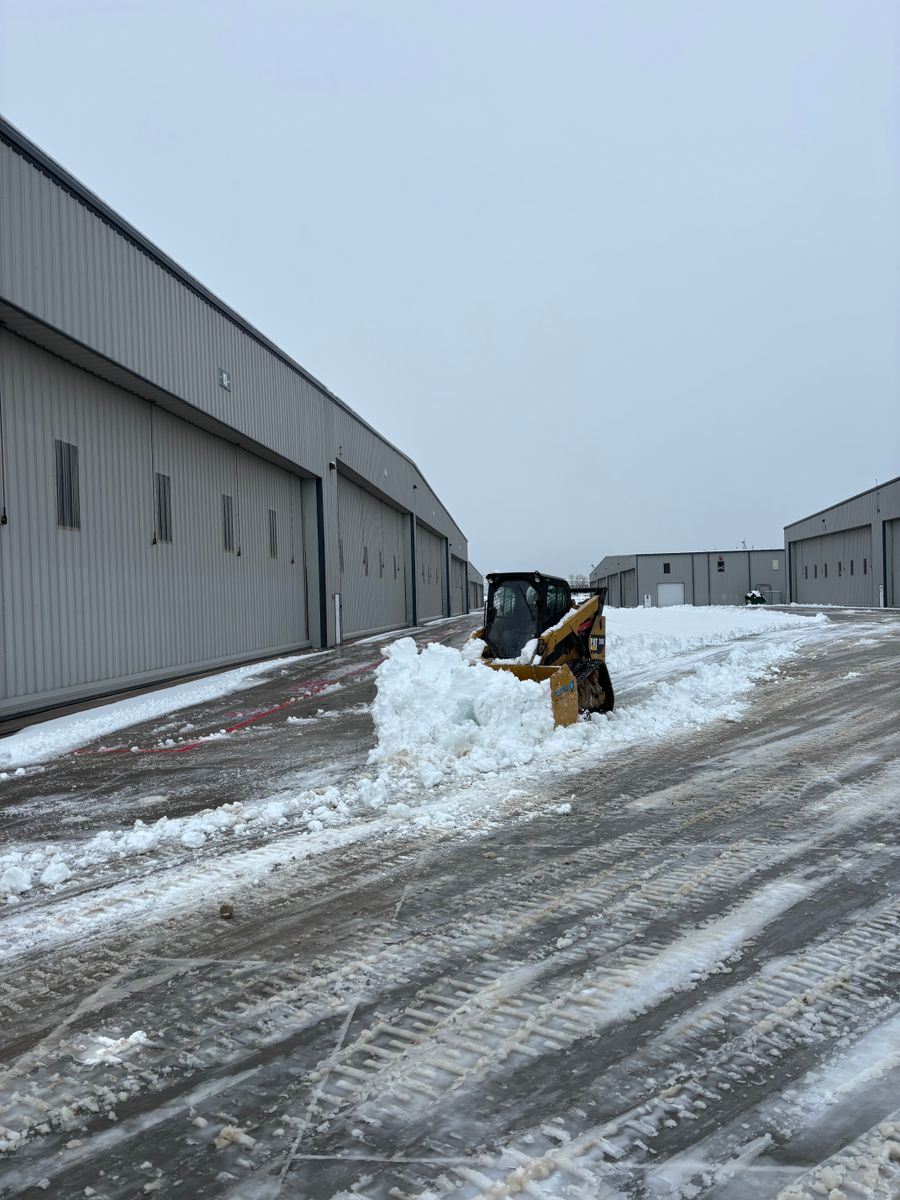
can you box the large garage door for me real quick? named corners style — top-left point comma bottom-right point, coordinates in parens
top-left (416, 523), bottom-right (445, 619)
top-left (450, 556), bottom-right (466, 615)
top-left (622, 569), bottom-right (637, 607)
top-left (889, 520), bottom-right (900, 607)
top-left (657, 582), bottom-right (685, 607)
top-left (337, 474), bottom-right (408, 637)
top-left (792, 526), bottom-right (873, 605)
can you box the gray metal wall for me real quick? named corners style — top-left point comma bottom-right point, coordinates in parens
top-left (785, 478), bottom-right (900, 607)
top-left (592, 550), bottom-right (784, 607)
top-left (416, 523), bottom-right (446, 619)
top-left (0, 118), bottom-right (475, 716)
top-left (637, 554), bottom-right (695, 606)
top-left (0, 331), bottom-right (310, 716)
top-left (591, 555), bottom-right (638, 607)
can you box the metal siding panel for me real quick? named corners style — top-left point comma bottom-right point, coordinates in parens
top-left (0, 332), bottom-right (309, 716)
top-left (0, 133), bottom-right (469, 677)
top-left (639, 555), bottom-right (693, 605)
top-left (748, 550), bottom-right (785, 603)
top-left (705, 552), bottom-right (751, 605)
top-left (0, 138), bottom-right (466, 545)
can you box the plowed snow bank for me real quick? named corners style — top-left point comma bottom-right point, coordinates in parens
top-left (370, 607), bottom-right (827, 788)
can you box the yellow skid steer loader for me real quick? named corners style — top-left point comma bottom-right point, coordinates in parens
top-left (470, 572), bottom-right (614, 727)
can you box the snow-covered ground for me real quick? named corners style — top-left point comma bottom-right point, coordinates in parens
top-left (1, 605), bottom-right (899, 1199)
top-left (0, 606), bottom-right (829, 927)
top-left (0, 652), bottom-right (324, 771)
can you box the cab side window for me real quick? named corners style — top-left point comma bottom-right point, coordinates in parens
top-left (545, 583), bottom-right (571, 627)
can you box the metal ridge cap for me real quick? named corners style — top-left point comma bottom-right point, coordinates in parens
top-left (0, 112), bottom-right (467, 543)
top-left (596, 548), bottom-right (783, 565)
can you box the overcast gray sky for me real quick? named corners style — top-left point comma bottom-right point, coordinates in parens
top-left (2, 1), bottom-right (898, 577)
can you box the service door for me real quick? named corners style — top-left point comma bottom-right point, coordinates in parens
top-left (657, 582), bottom-right (685, 607)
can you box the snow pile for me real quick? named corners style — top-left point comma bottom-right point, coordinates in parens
top-left (604, 604), bottom-right (827, 674)
top-left (76, 1030), bottom-right (149, 1066)
top-left (369, 607), bottom-right (827, 789)
top-left (0, 860), bottom-right (32, 896)
top-left (0, 783), bottom-right (378, 903)
top-left (370, 639), bottom-right (556, 786)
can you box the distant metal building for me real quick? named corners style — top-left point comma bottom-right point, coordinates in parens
top-left (0, 118), bottom-right (472, 720)
top-left (785, 477), bottom-right (900, 606)
top-left (468, 566), bottom-right (484, 612)
top-left (591, 550), bottom-right (786, 607)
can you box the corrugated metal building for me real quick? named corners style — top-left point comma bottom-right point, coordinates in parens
top-left (785, 477), bottom-right (900, 606)
top-left (468, 566), bottom-right (484, 612)
top-left (0, 118), bottom-right (472, 720)
top-left (591, 550), bottom-right (786, 607)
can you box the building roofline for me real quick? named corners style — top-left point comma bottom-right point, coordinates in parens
top-left (784, 476), bottom-right (900, 530)
top-left (592, 548), bottom-right (783, 568)
top-left (0, 112), bottom-right (466, 542)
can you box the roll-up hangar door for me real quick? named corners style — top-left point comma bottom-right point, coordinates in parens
top-left (450, 555), bottom-right (466, 615)
top-left (336, 474), bottom-right (409, 638)
top-left (889, 520), bottom-right (900, 607)
top-left (416, 522), bottom-right (446, 619)
top-left (622, 569), bottom-right (637, 607)
top-left (792, 526), bottom-right (874, 605)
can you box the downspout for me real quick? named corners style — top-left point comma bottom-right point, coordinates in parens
top-left (315, 478), bottom-right (328, 647)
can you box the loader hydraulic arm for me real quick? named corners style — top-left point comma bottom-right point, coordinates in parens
top-left (536, 595), bottom-right (600, 662)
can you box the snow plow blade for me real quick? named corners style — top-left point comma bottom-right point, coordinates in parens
top-left (485, 662), bottom-right (580, 727)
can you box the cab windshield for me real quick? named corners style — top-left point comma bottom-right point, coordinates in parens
top-left (486, 580), bottom-right (539, 659)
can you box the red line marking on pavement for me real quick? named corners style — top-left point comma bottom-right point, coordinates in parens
top-left (70, 659), bottom-right (385, 759)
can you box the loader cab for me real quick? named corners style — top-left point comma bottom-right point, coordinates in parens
top-left (484, 572), bottom-right (572, 660)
